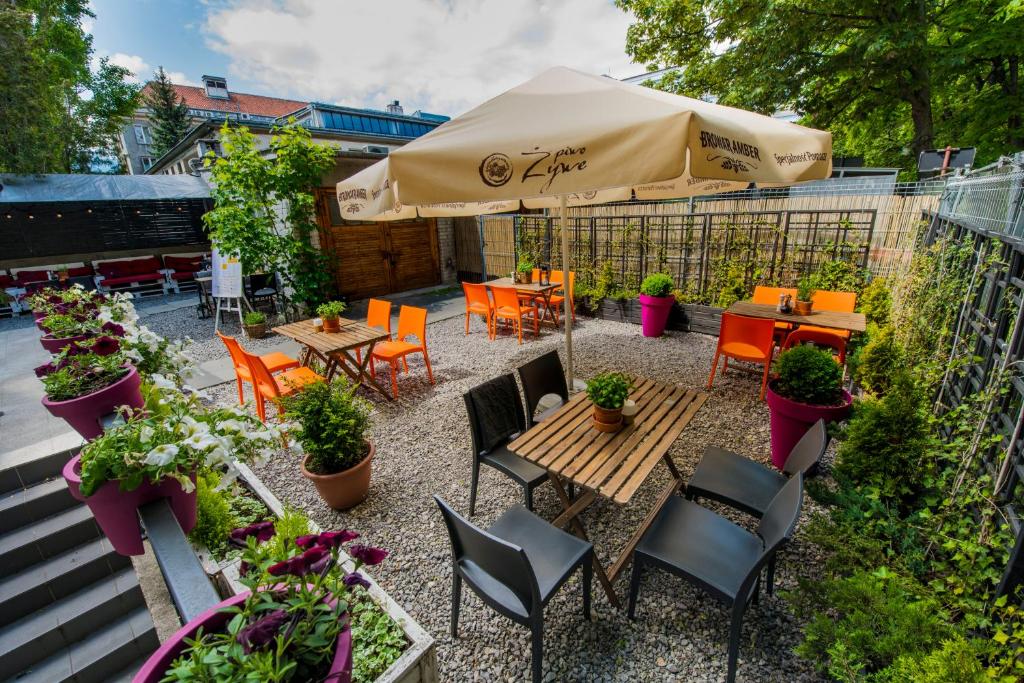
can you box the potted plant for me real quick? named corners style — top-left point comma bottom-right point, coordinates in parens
top-left (515, 256), bottom-right (534, 284)
top-left (63, 382), bottom-right (280, 555)
top-left (133, 522), bottom-right (387, 683)
top-left (794, 275), bottom-right (816, 315)
top-left (765, 344), bottom-right (852, 469)
top-left (285, 379), bottom-right (374, 509)
top-left (38, 311), bottom-right (99, 353)
top-left (586, 372), bottom-right (633, 433)
top-left (638, 273), bottom-right (675, 337)
top-left (317, 300), bottom-right (347, 333)
top-left (56, 264), bottom-right (70, 283)
top-left (243, 310), bottom-right (268, 339)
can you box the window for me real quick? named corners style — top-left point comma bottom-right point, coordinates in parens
top-left (134, 124), bottom-right (151, 145)
top-left (140, 156), bottom-right (153, 171)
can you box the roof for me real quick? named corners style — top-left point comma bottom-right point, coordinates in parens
top-left (0, 174), bottom-right (211, 203)
top-left (141, 82), bottom-right (307, 118)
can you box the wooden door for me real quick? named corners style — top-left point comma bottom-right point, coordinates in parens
top-left (387, 221), bottom-right (440, 291)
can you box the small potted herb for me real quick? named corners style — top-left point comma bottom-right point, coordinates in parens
top-left (243, 310), bottom-right (267, 339)
top-left (794, 275), bottom-right (816, 315)
top-left (285, 379), bottom-right (374, 509)
top-left (638, 273), bottom-right (675, 337)
top-left (765, 344), bottom-right (852, 468)
top-left (56, 264), bottom-right (70, 283)
top-left (317, 300), bottom-right (347, 333)
top-left (586, 372), bottom-right (633, 433)
top-left (515, 257), bottom-right (534, 284)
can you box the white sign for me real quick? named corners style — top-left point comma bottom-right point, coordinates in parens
top-left (212, 248), bottom-right (243, 298)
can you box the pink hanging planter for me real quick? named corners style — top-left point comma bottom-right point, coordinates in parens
top-left (39, 332), bottom-right (93, 354)
top-left (41, 364), bottom-right (144, 441)
top-left (766, 382), bottom-right (852, 469)
top-left (131, 590), bottom-right (353, 683)
top-left (62, 454), bottom-right (197, 556)
top-left (639, 293), bottom-right (674, 337)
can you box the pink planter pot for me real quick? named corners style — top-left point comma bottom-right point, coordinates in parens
top-left (766, 383), bottom-right (852, 470)
top-left (39, 332), bottom-right (91, 354)
top-left (131, 590), bottom-right (352, 683)
top-left (41, 365), bottom-right (143, 441)
top-left (63, 454), bottom-right (197, 556)
top-left (639, 294), bottom-right (674, 337)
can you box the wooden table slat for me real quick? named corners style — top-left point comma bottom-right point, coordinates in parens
top-left (727, 300), bottom-right (866, 333)
top-left (482, 277), bottom-right (559, 294)
top-left (508, 391), bottom-right (589, 454)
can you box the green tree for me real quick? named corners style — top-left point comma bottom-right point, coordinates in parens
top-left (203, 121), bottom-right (336, 310)
top-left (143, 66), bottom-right (190, 158)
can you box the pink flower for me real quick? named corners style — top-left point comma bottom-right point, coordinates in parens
top-left (349, 545), bottom-right (388, 566)
top-left (236, 609), bottom-right (289, 654)
top-left (90, 336), bottom-right (121, 357)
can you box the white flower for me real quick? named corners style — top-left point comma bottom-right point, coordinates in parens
top-left (183, 432), bottom-right (217, 451)
top-left (214, 467), bottom-right (239, 491)
top-left (143, 444), bottom-right (179, 467)
top-left (139, 425), bottom-right (154, 444)
top-left (244, 429), bottom-right (273, 442)
top-left (149, 374), bottom-right (176, 390)
top-left (216, 418), bottom-right (245, 433)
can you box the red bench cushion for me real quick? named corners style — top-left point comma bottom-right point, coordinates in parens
top-left (98, 257), bottom-right (161, 279)
top-left (0, 274), bottom-right (13, 288)
top-left (66, 265), bottom-right (94, 277)
top-left (13, 269), bottom-right (50, 285)
top-left (171, 271), bottom-right (197, 281)
top-left (102, 273), bottom-right (164, 286)
top-left (164, 256), bottom-right (203, 272)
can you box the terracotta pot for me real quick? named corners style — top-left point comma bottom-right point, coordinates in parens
top-left (41, 365), bottom-right (144, 441)
top-left (301, 441), bottom-right (374, 510)
top-left (766, 382), bottom-right (852, 469)
top-left (639, 293), bottom-right (674, 337)
top-left (243, 322), bottom-right (267, 339)
top-left (40, 332), bottom-right (92, 354)
top-left (592, 404), bottom-right (624, 433)
top-left (63, 454), bottom-right (197, 556)
top-left (323, 317), bottom-right (341, 333)
top-left (793, 299), bottom-right (813, 316)
top-left (131, 590), bottom-right (352, 683)
top-left (514, 270), bottom-right (533, 284)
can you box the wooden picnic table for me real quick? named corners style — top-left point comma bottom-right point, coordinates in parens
top-left (483, 277), bottom-right (561, 327)
top-left (272, 318), bottom-right (393, 400)
top-left (509, 377), bottom-right (709, 607)
top-left (726, 300), bottom-right (867, 333)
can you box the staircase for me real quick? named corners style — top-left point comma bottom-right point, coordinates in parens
top-left (0, 446), bottom-right (158, 682)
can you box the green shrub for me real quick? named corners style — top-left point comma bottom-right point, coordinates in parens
top-left (229, 490), bottom-right (269, 528)
top-left (772, 344), bottom-right (844, 405)
top-left (796, 274), bottom-right (817, 302)
top-left (242, 311), bottom-right (266, 325)
top-left (586, 372), bottom-right (632, 409)
top-left (516, 256), bottom-right (534, 274)
top-left (887, 636), bottom-right (987, 683)
top-left (283, 379), bottom-right (371, 474)
top-left (316, 300), bottom-right (346, 320)
top-left (851, 324), bottom-right (904, 396)
top-left (350, 593), bottom-right (407, 683)
top-left (639, 273), bottom-right (674, 297)
top-left (859, 277), bottom-right (892, 327)
top-left (812, 258), bottom-right (869, 294)
top-left (190, 470), bottom-right (238, 556)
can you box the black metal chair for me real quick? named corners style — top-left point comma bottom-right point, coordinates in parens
top-left (435, 496), bottom-right (593, 683)
top-left (685, 419), bottom-right (827, 518)
top-left (517, 350), bottom-right (569, 427)
top-left (628, 474), bottom-right (804, 683)
top-left (244, 272), bottom-right (278, 313)
top-left (465, 374), bottom-right (548, 515)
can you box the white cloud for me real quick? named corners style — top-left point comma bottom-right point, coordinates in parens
top-left (99, 53), bottom-right (200, 86)
top-left (202, 0), bottom-right (642, 115)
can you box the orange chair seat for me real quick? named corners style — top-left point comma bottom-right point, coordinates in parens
top-left (496, 304), bottom-right (535, 317)
top-left (720, 341), bottom-right (771, 361)
top-left (467, 302), bottom-right (491, 316)
top-left (236, 351), bottom-right (301, 381)
top-left (372, 339), bottom-right (421, 360)
top-left (796, 324), bottom-right (851, 341)
top-left (260, 366), bottom-right (323, 398)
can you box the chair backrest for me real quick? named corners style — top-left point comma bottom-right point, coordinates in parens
top-left (434, 496), bottom-right (540, 616)
top-left (396, 305), bottom-right (427, 345)
top-left (781, 420), bottom-right (828, 476)
top-left (811, 290), bottom-right (857, 313)
top-left (367, 298), bottom-right (392, 336)
top-left (781, 328), bottom-right (846, 354)
top-left (491, 286), bottom-right (522, 312)
top-left (752, 286), bottom-right (796, 305)
top-left (241, 349), bottom-right (282, 398)
top-left (757, 473), bottom-right (804, 550)
top-left (464, 373), bottom-right (526, 456)
top-left (517, 350), bottom-right (568, 424)
top-left (717, 313), bottom-right (775, 354)
top-left (463, 282), bottom-right (491, 309)
top-left (217, 332), bottom-right (248, 373)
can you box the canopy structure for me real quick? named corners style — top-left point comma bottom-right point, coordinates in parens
top-left (0, 174), bottom-right (210, 203)
top-left (336, 66), bottom-right (833, 385)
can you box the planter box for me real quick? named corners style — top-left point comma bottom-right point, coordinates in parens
top-left (575, 297), bottom-right (724, 335)
top-left (196, 463), bottom-right (438, 683)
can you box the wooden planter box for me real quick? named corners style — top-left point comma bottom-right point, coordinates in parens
top-left (195, 463), bottom-right (438, 683)
top-left (575, 297), bottom-right (723, 335)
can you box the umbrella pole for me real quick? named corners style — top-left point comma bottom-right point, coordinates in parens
top-left (560, 193), bottom-right (574, 391)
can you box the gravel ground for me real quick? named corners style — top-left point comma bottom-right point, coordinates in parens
top-left (191, 313), bottom-right (828, 682)
top-left (143, 302), bottom-right (290, 363)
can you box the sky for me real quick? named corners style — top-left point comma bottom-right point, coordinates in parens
top-left (88, 0), bottom-right (645, 117)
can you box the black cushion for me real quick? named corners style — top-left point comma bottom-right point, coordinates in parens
top-left (687, 446), bottom-right (788, 517)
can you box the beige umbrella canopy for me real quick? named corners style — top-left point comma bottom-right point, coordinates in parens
top-left (336, 66), bottom-right (832, 385)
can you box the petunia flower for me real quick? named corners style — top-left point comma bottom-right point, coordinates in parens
top-left (236, 609), bottom-right (289, 654)
top-left (316, 530), bottom-right (360, 548)
top-left (100, 321), bottom-right (125, 336)
top-left (64, 342), bottom-right (90, 357)
top-left (267, 546), bottom-right (330, 578)
top-left (294, 534), bottom-right (319, 548)
top-left (349, 545), bottom-right (389, 566)
top-left (34, 362), bottom-right (57, 378)
top-left (343, 572), bottom-right (370, 590)
top-left (229, 521), bottom-right (276, 547)
top-left (90, 335), bottom-right (121, 357)
top-left (143, 443), bottom-right (179, 467)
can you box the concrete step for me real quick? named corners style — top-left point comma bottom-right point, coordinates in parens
top-left (0, 536), bottom-right (130, 626)
top-left (0, 477), bottom-right (76, 535)
top-left (0, 504), bottom-right (99, 578)
top-left (0, 567), bottom-right (143, 675)
top-left (0, 443), bottom-right (79, 497)
top-left (106, 657), bottom-right (148, 682)
top-left (6, 606), bottom-right (158, 683)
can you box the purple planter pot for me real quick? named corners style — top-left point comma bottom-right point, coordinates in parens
top-left (639, 294), bottom-right (674, 337)
top-left (766, 383), bottom-right (852, 470)
top-left (39, 332), bottom-right (92, 354)
top-left (41, 365), bottom-right (144, 441)
top-left (131, 590), bottom-right (352, 683)
top-left (63, 454), bottom-right (197, 556)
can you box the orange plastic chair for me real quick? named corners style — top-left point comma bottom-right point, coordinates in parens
top-left (782, 327), bottom-right (848, 364)
top-left (492, 286), bottom-right (539, 344)
top-left (753, 286), bottom-right (797, 341)
top-left (370, 305), bottom-right (434, 397)
top-left (800, 290), bottom-right (858, 341)
top-left (217, 332), bottom-right (301, 405)
top-left (356, 298), bottom-right (393, 365)
top-left (706, 313), bottom-right (776, 400)
top-left (242, 349), bottom-right (324, 422)
top-left (463, 282), bottom-right (494, 338)
top-left (547, 270), bottom-right (575, 323)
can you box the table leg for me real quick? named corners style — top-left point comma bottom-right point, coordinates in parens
top-left (335, 344), bottom-right (393, 400)
top-left (548, 474), bottom-right (620, 608)
top-left (540, 290), bottom-right (558, 327)
top-left (606, 477), bottom-right (681, 583)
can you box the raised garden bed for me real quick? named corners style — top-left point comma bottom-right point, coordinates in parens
top-left (576, 296), bottom-right (723, 335)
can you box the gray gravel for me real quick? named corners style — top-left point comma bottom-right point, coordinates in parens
top-left (192, 314), bottom-right (828, 682)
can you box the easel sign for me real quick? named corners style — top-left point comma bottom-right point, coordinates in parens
top-left (211, 248), bottom-right (245, 331)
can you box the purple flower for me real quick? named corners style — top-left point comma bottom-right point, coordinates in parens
top-left (308, 548), bottom-right (332, 575)
top-left (90, 336), bottom-right (121, 357)
top-left (236, 609), bottom-right (289, 654)
top-left (343, 572), bottom-right (370, 590)
top-left (229, 521), bottom-right (276, 547)
top-left (46, 295), bottom-right (62, 305)
top-left (100, 321), bottom-right (124, 336)
top-left (267, 546), bottom-right (330, 578)
top-left (294, 534), bottom-right (319, 549)
top-left (64, 342), bottom-right (90, 357)
top-left (34, 362), bottom-right (56, 378)
top-left (317, 530), bottom-right (359, 548)
top-left (72, 313), bottom-right (89, 323)
top-left (349, 545), bottom-right (388, 566)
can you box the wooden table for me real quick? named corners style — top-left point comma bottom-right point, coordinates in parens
top-left (509, 377), bottom-right (709, 607)
top-left (483, 277), bottom-right (561, 327)
top-left (272, 319), bottom-right (393, 400)
top-left (727, 300), bottom-right (867, 333)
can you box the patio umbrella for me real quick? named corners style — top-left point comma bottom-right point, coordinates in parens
top-left (336, 66), bottom-right (832, 387)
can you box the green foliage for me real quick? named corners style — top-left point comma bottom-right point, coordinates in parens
top-left (350, 594), bottom-right (406, 683)
top-left (516, 256), bottom-right (534, 274)
top-left (859, 278), bottom-right (892, 327)
top-left (283, 379), bottom-right (371, 475)
top-left (886, 636), bottom-right (987, 683)
top-left (316, 301), bottom-right (346, 320)
top-left (242, 311), bottom-right (266, 325)
top-left (795, 274), bottom-right (816, 302)
top-left (639, 273), bottom-right (674, 297)
top-left (40, 350), bottom-right (127, 402)
top-left (190, 470), bottom-right (239, 557)
top-left (586, 372), bottom-right (632, 409)
top-left (987, 592), bottom-right (1024, 681)
top-left (851, 325), bottom-right (904, 396)
top-left (811, 259), bottom-right (868, 295)
top-left (144, 66), bottom-right (190, 158)
top-left (771, 345), bottom-right (843, 405)
top-left (711, 259), bottom-right (750, 308)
